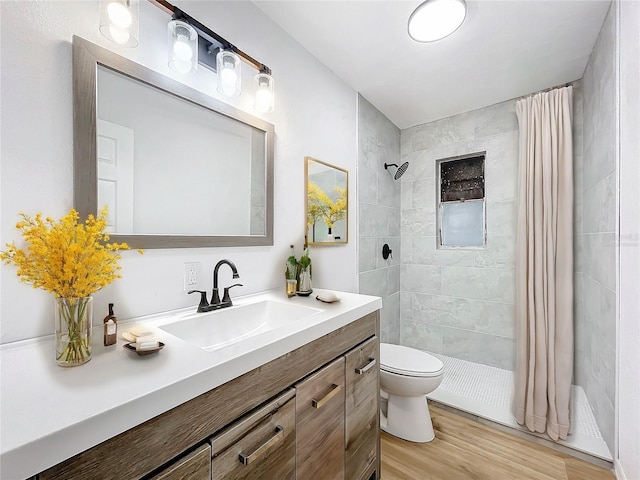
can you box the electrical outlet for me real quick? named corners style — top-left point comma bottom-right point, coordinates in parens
top-left (184, 262), bottom-right (200, 291)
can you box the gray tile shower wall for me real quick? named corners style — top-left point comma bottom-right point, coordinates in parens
top-left (399, 99), bottom-right (520, 370)
top-left (357, 95), bottom-right (402, 343)
top-left (575, 1), bottom-right (617, 454)
top-left (358, 54), bottom-right (608, 448)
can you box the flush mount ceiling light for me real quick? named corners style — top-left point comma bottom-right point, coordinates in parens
top-left (99, 0), bottom-right (139, 47)
top-left (408, 0), bottom-right (467, 42)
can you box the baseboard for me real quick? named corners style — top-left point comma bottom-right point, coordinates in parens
top-left (614, 459), bottom-right (625, 480)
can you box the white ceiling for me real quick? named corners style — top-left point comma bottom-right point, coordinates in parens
top-left (255, 0), bottom-right (611, 129)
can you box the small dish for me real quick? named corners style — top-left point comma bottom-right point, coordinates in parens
top-left (316, 295), bottom-right (341, 304)
top-left (296, 290), bottom-right (313, 297)
top-left (124, 342), bottom-right (165, 356)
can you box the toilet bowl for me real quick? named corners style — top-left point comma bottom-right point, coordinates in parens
top-left (379, 343), bottom-right (444, 443)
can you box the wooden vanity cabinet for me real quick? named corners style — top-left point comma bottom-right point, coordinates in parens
top-left (210, 389), bottom-right (296, 480)
top-left (295, 357), bottom-right (346, 480)
top-left (149, 444), bottom-right (211, 480)
top-left (344, 336), bottom-right (379, 480)
top-left (37, 312), bottom-right (379, 480)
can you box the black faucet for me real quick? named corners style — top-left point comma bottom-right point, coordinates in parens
top-left (211, 260), bottom-right (242, 309)
top-left (188, 290), bottom-right (212, 313)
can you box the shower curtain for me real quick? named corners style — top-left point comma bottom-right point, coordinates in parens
top-left (514, 86), bottom-right (573, 441)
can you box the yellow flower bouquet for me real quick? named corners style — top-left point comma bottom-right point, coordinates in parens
top-left (1, 207), bottom-right (131, 366)
top-left (307, 182), bottom-right (347, 242)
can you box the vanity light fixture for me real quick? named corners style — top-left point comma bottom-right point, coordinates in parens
top-left (99, 0), bottom-right (139, 47)
top-left (217, 49), bottom-right (242, 97)
top-left (254, 71), bottom-right (275, 113)
top-left (167, 19), bottom-right (198, 75)
top-left (408, 0), bottom-right (467, 42)
top-left (149, 0), bottom-right (275, 110)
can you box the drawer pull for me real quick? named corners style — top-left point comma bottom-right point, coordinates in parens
top-left (238, 425), bottom-right (284, 466)
top-left (311, 384), bottom-right (342, 409)
top-left (355, 358), bottom-right (376, 375)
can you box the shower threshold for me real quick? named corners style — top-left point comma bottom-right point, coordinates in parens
top-left (426, 354), bottom-right (613, 463)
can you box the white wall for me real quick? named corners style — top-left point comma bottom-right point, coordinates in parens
top-left (0, 0), bottom-right (358, 343)
top-left (616, 0), bottom-right (640, 477)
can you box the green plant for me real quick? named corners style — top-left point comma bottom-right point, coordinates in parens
top-left (284, 246), bottom-right (312, 283)
top-left (298, 248), bottom-right (311, 270)
top-left (285, 255), bottom-right (298, 280)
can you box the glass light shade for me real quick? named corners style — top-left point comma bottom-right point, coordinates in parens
top-left (168, 20), bottom-right (198, 75)
top-left (99, 0), bottom-right (139, 48)
top-left (408, 0), bottom-right (466, 42)
top-left (216, 50), bottom-right (241, 97)
top-left (254, 73), bottom-right (274, 113)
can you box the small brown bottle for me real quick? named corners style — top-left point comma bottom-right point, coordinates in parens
top-left (103, 303), bottom-right (117, 346)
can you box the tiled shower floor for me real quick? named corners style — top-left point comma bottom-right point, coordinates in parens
top-left (427, 353), bottom-right (613, 461)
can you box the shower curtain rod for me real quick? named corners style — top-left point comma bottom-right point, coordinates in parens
top-left (517, 83), bottom-right (573, 101)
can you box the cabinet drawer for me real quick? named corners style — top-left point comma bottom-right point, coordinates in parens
top-left (210, 389), bottom-right (296, 480)
top-left (295, 356), bottom-right (345, 480)
top-left (345, 336), bottom-right (379, 480)
top-left (149, 444), bottom-right (211, 480)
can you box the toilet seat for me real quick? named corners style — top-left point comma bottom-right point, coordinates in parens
top-left (380, 343), bottom-right (444, 378)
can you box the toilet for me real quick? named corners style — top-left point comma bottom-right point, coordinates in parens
top-left (379, 343), bottom-right (444, 443)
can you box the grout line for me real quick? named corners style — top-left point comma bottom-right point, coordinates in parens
top-left (399, 320), bottom-right (515, 340)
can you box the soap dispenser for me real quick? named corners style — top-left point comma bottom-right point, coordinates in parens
top-left (103, 303), bottom-right (117, 346)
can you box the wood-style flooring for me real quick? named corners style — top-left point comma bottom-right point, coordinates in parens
top-left (381, 406), bottom-right (615, 480)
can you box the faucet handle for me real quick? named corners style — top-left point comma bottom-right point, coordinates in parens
top-left (211, 288), bottom-right (221, 306)
top-left (222, 283), bottom-right (243, 305)
top-left (188, 290), bottom-right (209, 312)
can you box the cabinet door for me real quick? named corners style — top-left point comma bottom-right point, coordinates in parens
top-left (345, 336), bottom-right (379, 480)
top-left (295, 356), bottom-right (345, 480)
top-left (149, 444), bottom-right (211, 480)
top-left (210, 389), bottom-right (296, 480)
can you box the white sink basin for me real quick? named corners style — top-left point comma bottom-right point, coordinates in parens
top-left (159, 300), bottom-right (322, 352)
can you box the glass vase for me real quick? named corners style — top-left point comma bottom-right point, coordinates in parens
top-left (55, 296), bottom-right (93, 367)
top-left (298, 266), bottom-right (312, 293)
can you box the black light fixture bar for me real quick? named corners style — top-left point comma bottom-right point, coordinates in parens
top-left (150, 0), bottom-right (271, 74)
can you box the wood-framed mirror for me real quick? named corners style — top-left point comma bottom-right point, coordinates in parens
top-left (305, 157), bottom-right (348, 246)
top-left (72, 36), bottom-right (274, 249)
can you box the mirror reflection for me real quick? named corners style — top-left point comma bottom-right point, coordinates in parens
top-left (305, 157), bottom-right (348, 245)
top-left (97, 66), bottom-right (266, 236)
top-left (72, 36), bottom-right (274, 248)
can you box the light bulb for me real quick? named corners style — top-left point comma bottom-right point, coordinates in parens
top-left (108, 25), bottom-right (131, 45)
top-left (100, 0), bottom-right (138, 47)
top-left (167, 20), bottom-right (197, 75)
top-left (255, 88), bottom-right (272, 112)
top-left (173, 35), bottom-right (193, 62)
top-left (216, 50), bottom-right (241, 97)
top-left (220, 68), bottom-right (238, 96)
top-left (107, 2), bottom-right (132, 29)
top-left (254, 73), bottom-right (274, 112)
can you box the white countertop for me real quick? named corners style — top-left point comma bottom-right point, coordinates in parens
top-left (0, 289), bottom-right (381, 479)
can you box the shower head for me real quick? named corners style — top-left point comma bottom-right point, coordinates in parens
top-left (384, 162), bottom-right (409, 180)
